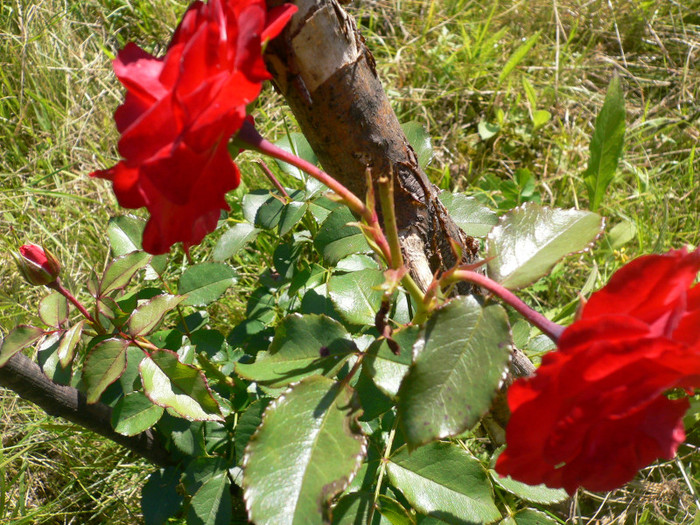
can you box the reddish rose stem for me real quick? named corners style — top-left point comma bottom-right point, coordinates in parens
top-left (48, 280), bottom-right (103, 331)
top-left (256, 160), bottom-right (290, 200)
top-left (449, 270), bottom-right (565, 342)
top-left (237, 121), bottom-right (393, 265)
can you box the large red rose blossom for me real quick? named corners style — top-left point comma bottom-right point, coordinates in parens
top-left (92, 0), bottom-right (296, 254)
top-left (495, 247), bottom-right (700, 494)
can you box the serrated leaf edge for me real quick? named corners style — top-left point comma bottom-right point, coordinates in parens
top-left (485, 202), bottom-right (606, 290)
top-left (140, 348), bottom-right (223, 422)
top-left (241, 375), bottom-right (368, 523)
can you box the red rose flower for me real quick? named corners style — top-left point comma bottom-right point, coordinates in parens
top-left (92, 0), bottom-right (296, 254)
top-left (13, 244), bottom-right (61, 286)
top-left (496, 248), bottom-right (700, 494)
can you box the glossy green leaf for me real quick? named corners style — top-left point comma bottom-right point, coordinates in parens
top-left (328, 269), bottom-right (385, 326)
top-left (336, 254), bottom-right (380, 273)
top-left (398, 296), bottom-right (511, 448)
top-left (438, 193), bottom-right (498, 237)
top-left (234, 398), bottom-right (270, 462)
top-left (212, 223), bottom-right (259, 261)
top-left (57, 320), bottom-right (85, 368)
top-left (386, 442), bottom-right (500, 524)
top-left (486, 203), bottom-right (603, 289)
top-left (508, 509), bottom-right (559, 525)
top-left (142, 467), bottom-right (183, 525)
top-left (39, 291), bottom-right (68, 327)
top-left (128, 294), bottom-right (186, 337)
top-left (235, 314), bottom-right (355, 387)
top-left (112, 391), bottom-right (164, 436)
top-left (100, 251), bottom-right (151, 295)
top-left (363, 326), bottom-right (419, 398)
top-left (314, 207), bottom-right (371, 264)
top-left (255, 190), bottom-right (305, 231)
top-left (188, 471), bottom-right (231, 525)
top-left (0, 325), bottom-right (45, 367)
top-left (106, 215), bottom-right (167, 279)
top-left (179, 263), bottom-right (237, 307)
top-left (243, 375), bottom-right (366, 525)
top-left (583, 75), bottom-right (626, 211)
top-left (498, 31), bottom-right (540, 83)
top-left (278, 201), bottom-right (308, 236)
top-left (401, 121), bottom-right (433, 169)
top-left (274, 131), bottom-right (319, 180)
top-left (308, 196), bottom-right (341, 224)
top-left (83, 338), bottom-right (129, 403)
top-left (36, 333), bottom-right (71, 385)
top-left (274, 240), bottom-right (304, 280)
top-left (140, 349), bottom-right (223, 421)
top-left (489, 471), bottom-right (567, 504)
top-left (377, 495), bottom-right (416, 525)
top-left (242, 190), bottom-right (273, 224)
top-left (332, 492), bottom-right (382, 525)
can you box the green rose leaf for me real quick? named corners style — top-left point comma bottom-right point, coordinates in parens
top-left (398, 296), bottom-right (511, 448)
top-left (363, 326), bottom-right (419, 398)
top-left (243, 375), bottom-right (366, 525)
top-left (234, 398), bottom-right (270, 462)
top-left (139, 349), bottom-right (223, 421)
top-left (376, 495), bottom-right (415, 525)
top-left (278, 201), bottom-right (308, 236)
top-left (489, 471), bottom-right (567, 504)
top-left (106, 215), bottom-right (167, 279)
top-left (188, 470), bottom-right (231, 525)
top-left (242, 190), bottom-right (273, 224)
top-left (57, 319), bottom-right (85, 368)
top-left (328, 269), bottom-right (385, 326)
top-left (212, 223), bottom-right (259, 261)
top-left (314, 207), bottom-right (371, 264)
top-left (39, 291), bottom-right (68, 327)
top-left (331, 492), bottom-right (379, 525)
top-left (235, 314), bottom-right (355, 388)
top-left (100, 250), bottom-right (151, 295)
top-left (308, 196), bottom-right (341, 225)
top-left (127, 294), bottom-right (186, 337)
top-left (0, 325), bottom-right (45, 367)
top-left (112, 391), bottom-right (164, 436)
top-left (401, 121), bottom-right (433, 169)
top-left (83, 337), bottom-right (129, 404)
top-left (179, 263), bottom-right (238, 307)
top-left (504, 509), bottom-right (560, 525)
top-left (255, 190), bottom-right (305, 231)
top-left (486, 203), bottom-right (603, 289)
top-left (142, 467), bottom-right (183, 525)
top-left (438, 192), bottom-right (498, 237)
top-left (274, 131), bottom-right (319, 180)
top-left (386, 442), bottom-right (500, 524)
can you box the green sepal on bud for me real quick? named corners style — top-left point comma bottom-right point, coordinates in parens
top-left (13, 244), bottom-right (61, 286)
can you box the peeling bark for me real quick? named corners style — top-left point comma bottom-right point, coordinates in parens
top-left (265, 0), bottom-right (479, 292)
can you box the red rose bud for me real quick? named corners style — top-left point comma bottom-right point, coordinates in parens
top-left (13, 244), bottom-right (61, 286)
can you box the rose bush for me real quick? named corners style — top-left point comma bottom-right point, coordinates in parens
top-left (496, 247), bottom-right (700, 494)
top-left (92, 0), bottom-right (296, 254)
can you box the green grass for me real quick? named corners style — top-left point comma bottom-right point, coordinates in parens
top-left (1, 0), bottom-right (698, 522)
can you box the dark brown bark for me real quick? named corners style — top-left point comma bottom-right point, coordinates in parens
top-left (0, 352), bottom-right (173, 467)
top-left (265, 0), bottom-right (478, 292)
